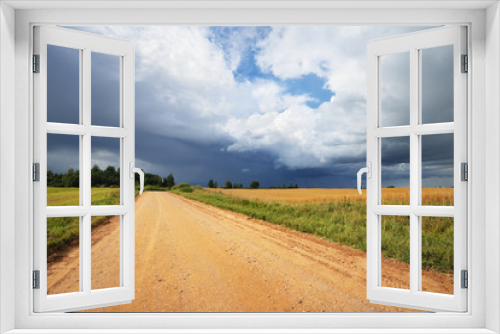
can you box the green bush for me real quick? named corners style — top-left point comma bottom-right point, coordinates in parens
top-left (172, 182), bottom-right (191, 189)
top-left (171, 182), bottom-right (194, 193)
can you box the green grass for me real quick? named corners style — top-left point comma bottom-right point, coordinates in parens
top-left (47, 187), bottom-right (121, 256)
top-left (143, 185), bottom-right (168, 191)
top-left (172, 188), bottom-right (454, 274)
top-left (47, 187), bottom-right (121, 206)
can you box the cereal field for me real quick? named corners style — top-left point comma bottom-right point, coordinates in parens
top-left (208, 187), bottom-right (454, 206)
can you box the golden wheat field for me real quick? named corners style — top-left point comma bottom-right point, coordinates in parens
top-left (207, 187), bottom-right (454, 206)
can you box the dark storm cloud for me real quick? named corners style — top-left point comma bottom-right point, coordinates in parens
top-left (47, 45), bottom-right (79, 124)
top-left (380, 52), bottom-right (410, 127)
top-left (422, 133), bottom-right (454, 187)
top-left (47, 133), bottom-right (79, 173)
top-left (422, 45), bottom-right (454, 124)
top-left (91, 52), bottom-right (121, 127)
top-left (381, 137), bottom-right (410, 188)
top-left (91, 137), bottom-right (121, 170)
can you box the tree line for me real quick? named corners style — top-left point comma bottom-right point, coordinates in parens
top-left (207, 179), bottom-right (298, 189)
top-left (47, 165), bottom-right (176, 189)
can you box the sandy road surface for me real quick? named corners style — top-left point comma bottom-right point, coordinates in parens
top-left (47, 191), bottom-right (453, 312)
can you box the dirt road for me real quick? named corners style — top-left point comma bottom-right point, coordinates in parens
top-left (47, 191), bottom-right (453, 312)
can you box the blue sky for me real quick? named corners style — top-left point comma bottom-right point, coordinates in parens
top-left (47, 26), bottom-right (454, 188)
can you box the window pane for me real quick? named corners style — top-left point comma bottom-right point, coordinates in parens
top-left (91, 52), bottom-right (121, 127)
top-left (91, 137), bottom-right (121, 205)
top-left (421, 45), bottom-right (454, 124)
top-left (47, 134), bottom-right (80, 206)
top-left (421, 133), bottom-right (454, 206)
top-left (381, 215), bottom-right (410, 290)
top-left (47, 45), bottom-right (80, 124)
top-left (92, 215), bottom-right (121, 290)
top-left (381, 136), bottom-right (410, 205)
top-left (47, 216), bottom-right (80, 295)
top-left (421, 216), bottom-right (454, 295)
top-left (380, 52), bottom-right (410, 127)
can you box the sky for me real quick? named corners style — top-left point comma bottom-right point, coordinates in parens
top-left (46, 26), bottom-right (454, 188)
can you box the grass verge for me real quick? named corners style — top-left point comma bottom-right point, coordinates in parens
top-left (47, 187), bottom-right (122, 257)
top-left (172, 188), bottom-right (453, 274)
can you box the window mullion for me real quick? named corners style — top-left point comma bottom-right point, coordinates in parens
top-left (82, 47), bottom-right (92, 294)
top-left (409, 47), bottom-right (420, 294)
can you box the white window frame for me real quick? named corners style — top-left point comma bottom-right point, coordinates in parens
top-left (366, 26), bottom-right (467, 312)
top-left (33, 25), bottom-right (136, 313)
top-left (0, 1), bottom-right (499, 333)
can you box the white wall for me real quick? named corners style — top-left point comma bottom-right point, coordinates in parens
top-left (0, 2), bottom-right (16, 333)
top-left (486, 2), bottom-right (500, 332)
top-left (4, 4), bottom-right (495, 332)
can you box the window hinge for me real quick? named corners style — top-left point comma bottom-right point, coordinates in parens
top-left (33, 54), bottom-right (40, 73)
top-left (461, 54), bottom-right (468, 73)
top-left (461, 162), bottom-right (468, 182)
top-left (33, 270), bottom-right (40, 289)
top-left (461, 270), bottom-right (468, 289)
top-left (33, 163), bottom-right (40, 182)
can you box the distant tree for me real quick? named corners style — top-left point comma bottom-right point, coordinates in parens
top-left (62, 168), bottom-right (74, 188)
top-left (387, 185), bottom-right (396, 188)
top-left (47, 170), bottom-right (54, 182)
top-left (91, 164), bottom-right (103, 187)
top-left (71, 170), bottom-right (79, 187)
top-left (104, 166), bottom-right (118, 187)
top-left (249, 181), bottom-right (260, 189)
top-left (295, 183), bottom-right (298, 188)
top-left (225, 179), bottom-right (233, 189)
top-left (165, 173), bottom-right (175, 189)
top-left (214, 181), bottom-right (218, 188)
top-left (233, 183), bottom-right (243, 189)
top-left (208, 179), bottom-right (215, 188)
top-left (144, 173), bottom-right (162, 187)
top-left (282, 183), bottom-right (286, 189)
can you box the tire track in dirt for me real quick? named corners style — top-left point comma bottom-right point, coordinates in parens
top-left (45, 191), bottom-right (453, 312)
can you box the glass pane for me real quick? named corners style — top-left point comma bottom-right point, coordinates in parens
top-left (381, 215), bottom-right (410, 290)
top-left (91, 215), bottom-right (121, 290)
top-left (380, 52), bottom-right (410, 127)
top-left (421, 216), bottom-right (454, 295)
top-left (47, 45), bottom-right (80, 124)
top-left (421, 133), bottom-right (454, 206)
top-left (421, 45), bottom-right (454, 124)
top-left (381, 136), bottom-right (410, 205)
top-left (91, 52), bottom-right (121, 127)
top-left (91, 137), bottom-right (121, 205)
top-left (47, 134), bottom-right (80, 206)
top-left (47, 216), bottom-right (80, 295)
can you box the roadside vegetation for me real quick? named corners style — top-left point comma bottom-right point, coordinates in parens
top-left (172, 186), bottom-right (454, 274)
top-left (47, 187), bottom-right (121, 256)
top-left (47, 166), bottom-right (175, 257)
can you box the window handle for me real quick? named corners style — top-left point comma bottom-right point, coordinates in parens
top-left (130, 162), bottom-right (145, 195)
top-left (357, 162), bottom-right (371, 195)
top-left (134, 168), bottom-right (145, 195)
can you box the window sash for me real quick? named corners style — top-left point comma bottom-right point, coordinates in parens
top-left (366, 26), bottom-right (467, 312)
top-left (33, 25), bottom-right (136, 313)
